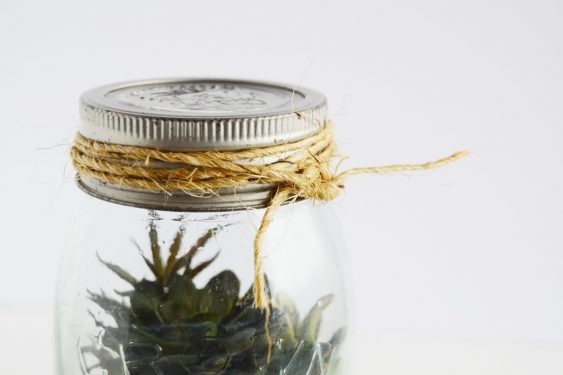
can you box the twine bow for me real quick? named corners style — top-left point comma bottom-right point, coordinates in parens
top-left (71, 121), bottom-right (468, 311)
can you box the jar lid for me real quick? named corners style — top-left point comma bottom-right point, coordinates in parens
top-left (76, 78), bottom-right (328, 211)
top-left (79, 78), bottom-right (327, 151)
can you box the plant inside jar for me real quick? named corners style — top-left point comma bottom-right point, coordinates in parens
top-left (83, 222), bottom-right (345, 375)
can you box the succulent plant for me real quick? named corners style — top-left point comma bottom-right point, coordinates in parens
top-left (82, 223), bottom-right (345, 375)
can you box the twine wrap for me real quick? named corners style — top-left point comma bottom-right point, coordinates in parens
top-left (71, 121), bottom-right (468, 310)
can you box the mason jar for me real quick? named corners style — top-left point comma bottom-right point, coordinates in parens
top-left (56, 79), bottom-right (350, 375)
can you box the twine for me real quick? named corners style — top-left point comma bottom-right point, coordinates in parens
top-left (71, 122), bottom-right (468, 311)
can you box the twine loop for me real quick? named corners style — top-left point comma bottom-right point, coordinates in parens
top-left (71, 121), bottom-right (468, 311)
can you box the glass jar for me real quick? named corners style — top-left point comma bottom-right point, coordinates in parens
top-left (56, 79), bottom-right (350, 375)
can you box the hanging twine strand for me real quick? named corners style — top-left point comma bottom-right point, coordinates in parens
top-left (71, 121), bottom-right (468, 311)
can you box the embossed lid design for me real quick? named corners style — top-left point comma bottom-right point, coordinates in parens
top-left (80, 78), bottom-right (327, 151)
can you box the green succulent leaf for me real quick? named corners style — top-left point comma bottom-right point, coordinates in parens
top-left (129, 279), bottom-right (164, 324)
top-left (199, 270), bottom-right (240, 317)
top-left (299, 294), bottom-right (334, 344)
top-left (88, 291), bottom-right (129, 324)
top-left (131, 239), bottom-right (157, 277)
top-left (329, 327), bottom-right (347, 348)
top-left (270, 293), bottom-right (299, 351)
top-left (187, 251), bottom-right (220, 279)
top-left (149, 222), bottom-right (164, 282)
top-left (159, 274), bottom-right (200, 323)
top-left (158, 228), bottom-right (215, 278)
top-left (96, 254), bottom-right (137, 286)
top-left (163, 228), bottom-right (184, 282)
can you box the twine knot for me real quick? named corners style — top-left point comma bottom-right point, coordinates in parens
top-left (298, 176), bottom-right (344, 201)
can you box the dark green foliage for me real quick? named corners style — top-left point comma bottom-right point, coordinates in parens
top-left (85, 224), bottom-right (344, 374)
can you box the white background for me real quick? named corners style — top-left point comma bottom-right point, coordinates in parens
top-left (1, 0), bottom-right (563, 373)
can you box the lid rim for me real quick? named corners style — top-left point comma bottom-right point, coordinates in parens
top-left (78, 77), bottom-right (328, 151)
top-left (80, 77), bottom-right (326, 120)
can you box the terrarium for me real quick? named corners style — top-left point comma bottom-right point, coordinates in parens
top-left (56, 78), bottom-right (350, 375)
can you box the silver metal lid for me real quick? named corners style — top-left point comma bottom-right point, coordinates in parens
top-left (79, 78), bottom-right (327, 151)
top-left (77, 78), bottom-right (328, 211)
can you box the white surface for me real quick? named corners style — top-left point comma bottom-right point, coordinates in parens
top-left (3, 305), bottom-right (563, 374)
top-left (1, 0), bottom-right (563, 373)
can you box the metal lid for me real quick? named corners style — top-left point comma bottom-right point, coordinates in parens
top-left (76, 78), bottom-right (328, 211)
top-left (79, 78), bottom-right (327, 151)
